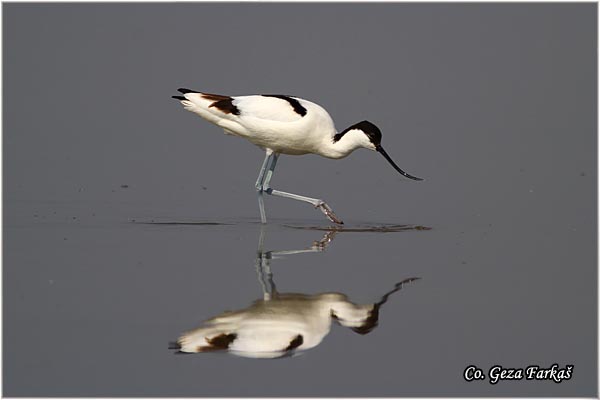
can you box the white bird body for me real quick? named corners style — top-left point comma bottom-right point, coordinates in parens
top-left (176, 292), bottom-right (376, 359)
top-left (172, 89), bottom-right (422, 223)
top-left (176, 92), bottom-right (363, 158)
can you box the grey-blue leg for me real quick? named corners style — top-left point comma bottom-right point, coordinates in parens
top-left (255, 150), bottom-right (274, 224)
top-left (261, 153), bottom-right (344, 224)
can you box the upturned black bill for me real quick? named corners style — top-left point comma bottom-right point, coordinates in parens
top-left (376, 146), bottom-right (423, 181)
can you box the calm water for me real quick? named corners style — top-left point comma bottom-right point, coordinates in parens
top-left (3, 208), bottom-right (596, 396)
top-left (4, 3), bottom-right (596, 396)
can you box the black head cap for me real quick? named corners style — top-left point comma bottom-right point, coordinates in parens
top-left (334, 120), bottom-right (423, 181)
top-left (333, 120), bottom-right (382, 145)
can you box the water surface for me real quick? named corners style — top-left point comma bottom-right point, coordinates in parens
top-left (3, 3), bottom-right (596, 397)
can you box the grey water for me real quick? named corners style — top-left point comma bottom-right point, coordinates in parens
top-left (3, 3), bottom-right (597, 397)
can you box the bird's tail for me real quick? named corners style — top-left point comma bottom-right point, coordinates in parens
top-left (171, 88), bottom-right (204, 111)
top-left (171, 88), bottom-right (239, 127)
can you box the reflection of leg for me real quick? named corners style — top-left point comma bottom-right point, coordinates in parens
top-left (255, 251), bottom-right (276, 301)
top-left (255, 150), bottom-right (274, 224)
top-left (255, 250), bottom-right (269, 299)
top-left (255, 225), bottom-right (277, 300)
top-left (270, 230), bottom-right (337, 257)
top-left (261, 154), bottom-right (344, 224)
top-left (256, 224), bottom-right (267, 253)
top-left (254, 226), bottom-right (336, 301)
top-left (262, 253), bottom-right (277, 298)
top-left (312, 230), bottom-right (337, 251)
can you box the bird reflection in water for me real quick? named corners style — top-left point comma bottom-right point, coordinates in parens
top-left (171, 227), bottom-right (419, 359)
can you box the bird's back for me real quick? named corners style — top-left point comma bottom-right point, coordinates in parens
top-left (174, 90), bottom-right (337, 155)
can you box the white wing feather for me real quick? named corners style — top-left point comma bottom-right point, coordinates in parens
top-left (233, 96), bottom-right (304, 123)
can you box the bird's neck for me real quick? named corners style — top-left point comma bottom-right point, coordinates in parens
top-left (320, 129), bottom-right (368, 159)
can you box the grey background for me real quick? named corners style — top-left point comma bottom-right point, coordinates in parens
top-left (3, 3), bottom-right (597, 397)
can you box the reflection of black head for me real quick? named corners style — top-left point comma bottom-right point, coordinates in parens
top-left (351, 304), bottom-right (381, 335)
top-left (351, 277), bottom-right (420, 335)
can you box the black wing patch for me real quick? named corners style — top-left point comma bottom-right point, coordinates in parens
top-left (196, 333), bottom-right (238, 352)
top-left (262, 94), bottom-right (307, 117)
top-left (207, 333), bottom-right (238, 349)
top-left (202, 93), bottom-right (240, 115)
top-left (208, 98), bottom-right (240, 115)
top-left (285, 334), bottom-right (304, 351)
top-left (175, 88), bottom-right (240, 115)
